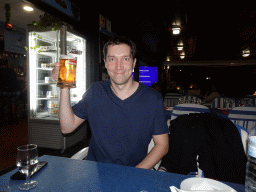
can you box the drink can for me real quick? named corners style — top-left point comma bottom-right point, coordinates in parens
top-left (57, 55), bottom-right (77, 88)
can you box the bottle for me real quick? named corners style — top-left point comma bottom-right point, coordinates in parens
top-left (245, 126), bottom-right (256, 192)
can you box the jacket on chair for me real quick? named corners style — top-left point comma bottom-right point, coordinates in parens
top-left (160, 113), bottom-right (247, 184)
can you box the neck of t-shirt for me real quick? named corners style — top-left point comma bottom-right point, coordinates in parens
top-left (110, 80), bottom-right (139, 100)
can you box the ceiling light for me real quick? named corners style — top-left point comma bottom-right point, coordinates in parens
top-left (180, 51), bottom-right (185, 59)
top-left (172, 27), bottom-right (180, 35)
top-left (242, 49), bottom-right (250, 57)
top-left (23, 6), bottom-right (34, 12)
top-left (177, 46), bottom-right (183, 51)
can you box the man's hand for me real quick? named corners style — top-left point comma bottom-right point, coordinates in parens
top-left (52, 63), bottom-right (59, 82)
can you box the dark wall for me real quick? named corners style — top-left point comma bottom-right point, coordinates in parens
top-left (102, 13), bottom-right (168, 67)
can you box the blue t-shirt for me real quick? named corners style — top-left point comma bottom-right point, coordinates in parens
top-left (72, 80), bottom-right (168, 167)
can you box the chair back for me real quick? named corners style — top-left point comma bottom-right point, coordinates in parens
top-left (245, 95), bottom-right (256, 106)
top-left (228, 106), bottom-right (256, 133)
top-left (180, 95), bottom-right (201, 104)
top-left (171, 104), bottom-right (210, 121)
top-left (71, 147), bottom-right (89, 160)
top-left (234, 124), bottom-right (249, 153)
top-left (164, 93), bottom-right (181, 107)
top-left (211, 97), bottom-right (235, 109)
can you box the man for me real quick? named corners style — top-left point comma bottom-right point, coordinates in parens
top-left (52, 36), bottom-right (169, 169)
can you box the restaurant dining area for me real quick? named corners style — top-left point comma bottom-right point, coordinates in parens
top-left (1, 0), bottom-right (256, 191)
top-left (0, 95), bottom-right (252, 191)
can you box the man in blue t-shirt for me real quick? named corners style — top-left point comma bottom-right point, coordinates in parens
top-left (52, 36), bottom-right (169, 169)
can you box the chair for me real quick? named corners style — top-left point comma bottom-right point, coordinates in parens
top-left (211, 97), bottom-right (235, 109)
top-left (169, 104), bottom-right (210, 125)
top-left (164, 93), bottom-right (181, 107)
top-left (159, 113), bottom-right (247, 183)
top-left (234, 124), bottom-right (249, 153)
top-left (72, 140), bottom-right (162, 170)
top-left (165, 104), bottom-right (210, 175)
top-left (245, 95), bottom-right (256, 106)
top-left (151, 104), bottom-right (209, 169)
top-left (228, 106), bottom-right (256, 133)
top-left (181, 95), bottom-right (201, 104)
top-left (71, 139), bottom-right (161, 170)
top-left (71, 147), bottom-right (89, 160)
top-left (228, 106), bottom-right (256, 152)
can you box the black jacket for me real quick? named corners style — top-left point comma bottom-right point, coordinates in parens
top-left (160, 113), bottom-right (247, 184)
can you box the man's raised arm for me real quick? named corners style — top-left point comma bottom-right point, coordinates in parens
top-left (52, 63), bottom-right (84, 134)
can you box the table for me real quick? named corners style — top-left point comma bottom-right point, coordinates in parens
top-left (0, 155), bottom-right (245, 192)
top-left (209, 108), bottom-right (230, 119)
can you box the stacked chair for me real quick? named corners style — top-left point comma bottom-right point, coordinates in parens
top-left (211, 96), bottom-right (235, 109)
top-left (164, 93), bottom-right (181, 107)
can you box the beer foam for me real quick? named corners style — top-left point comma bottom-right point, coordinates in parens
top-left (60, 55), bottom-right (75, 60)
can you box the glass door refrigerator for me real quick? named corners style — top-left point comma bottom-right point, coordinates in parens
top-left (27, 26), bottom-right (87, 152)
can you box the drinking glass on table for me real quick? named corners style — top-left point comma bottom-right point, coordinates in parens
top-left (16, 144), bottom-right (38, 190)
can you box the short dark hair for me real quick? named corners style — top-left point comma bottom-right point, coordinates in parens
top-left (103, 36), bottom-right (136, 60)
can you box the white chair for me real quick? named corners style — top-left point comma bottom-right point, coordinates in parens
top-left (167, 104), bottom-right (210, 127)
top-left (71, 147), bottom-right (89, 160)
top-left (228, 106), bottom-right (256, 133)
top-left (147, 139), bottom-right (161, 170)
top-left (233, 124), bottom-right (249, 153)
top-left (228, 106), bottom-right (256, 153)
top-left (72, 140), bottom-right (162, 170)
top-left (165, 104), bottom-right (210, 176)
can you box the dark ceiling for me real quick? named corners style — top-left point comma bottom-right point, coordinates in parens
top-left (100, 8), bottom-right (256, 65)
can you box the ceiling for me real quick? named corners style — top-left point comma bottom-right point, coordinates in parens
top-left (1, 0), bottom-right (255, 64)
top-left (0, 0), bottom-right (44, 31)
top-left (103, 8), bottom-right (256, 64)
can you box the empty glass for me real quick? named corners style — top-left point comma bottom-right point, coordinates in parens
top-left (16, 144), bottom-right (39, 190)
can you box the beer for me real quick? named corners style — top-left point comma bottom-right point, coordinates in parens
top-left (57, 55), bottom-right (77, 88)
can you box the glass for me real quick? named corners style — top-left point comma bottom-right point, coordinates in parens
top-left (57, 55), bottom-right (77, 88)
top-left (16, 144), bottom-right (39, 190)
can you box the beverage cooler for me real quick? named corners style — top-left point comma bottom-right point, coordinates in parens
top-left (27, 26), bottom-right (87, 152)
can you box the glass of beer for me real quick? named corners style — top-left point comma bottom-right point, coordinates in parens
top-left (57, 55), bottom-right (77, 88)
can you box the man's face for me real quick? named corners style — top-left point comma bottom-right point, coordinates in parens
top-left (105, 44), bottom-right (136, 86)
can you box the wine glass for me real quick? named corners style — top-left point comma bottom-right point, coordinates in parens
top-left (16, 144), bottom-right (39, 190)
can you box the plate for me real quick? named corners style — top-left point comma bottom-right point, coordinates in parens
top-left (180, 178), bottom-right (236, 191)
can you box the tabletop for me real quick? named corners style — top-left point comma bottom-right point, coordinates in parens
top-left (0, 155), bottom-right (245, 192)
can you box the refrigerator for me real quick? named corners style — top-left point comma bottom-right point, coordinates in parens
top-left (27, 26), bottom-right (87, 152)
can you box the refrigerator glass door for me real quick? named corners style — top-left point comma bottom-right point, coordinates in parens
top-left (29, 29), bottom-right (86, 121)
top-left (29, 30), bottom-right (60, 120)
top-left (66, 31), bottom-right (86, 106)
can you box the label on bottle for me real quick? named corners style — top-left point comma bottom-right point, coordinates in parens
top-left (248, 136), bottom-right (256, 158)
